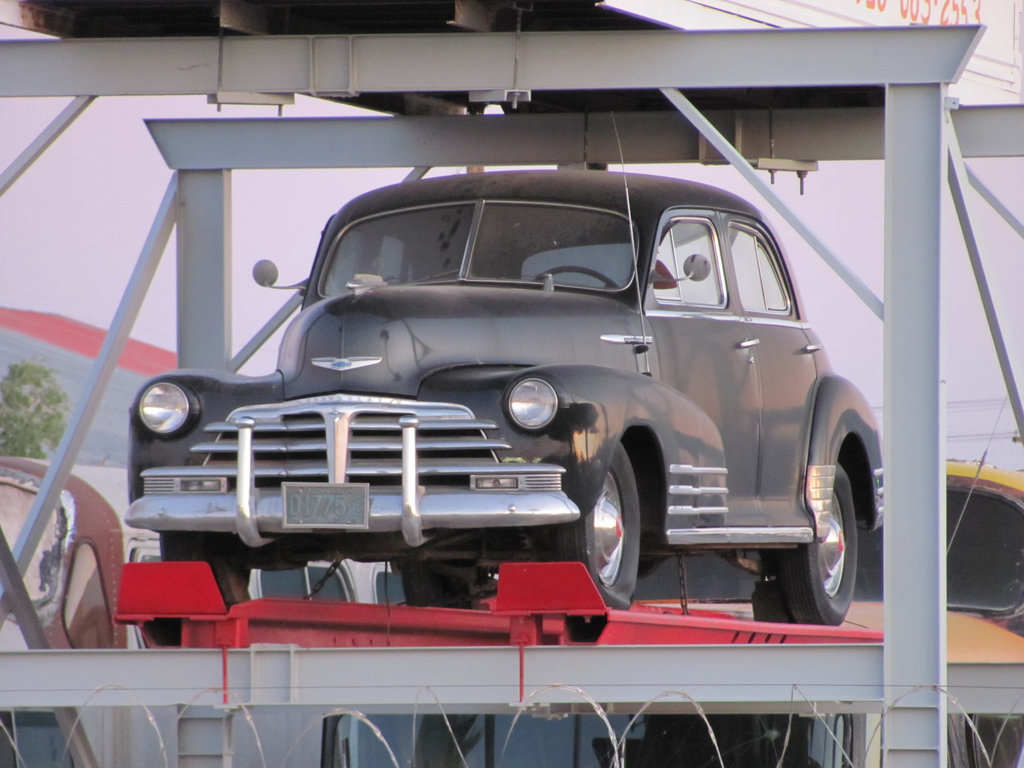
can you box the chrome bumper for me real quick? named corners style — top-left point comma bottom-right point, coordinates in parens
top-left (125, 487), bottom-right (581, 540)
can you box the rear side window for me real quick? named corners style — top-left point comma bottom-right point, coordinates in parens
top-left (729, 223), bottom-right (791, 314)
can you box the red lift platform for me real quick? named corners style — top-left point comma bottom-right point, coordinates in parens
top-left (116, 561), bottom-right (882, 650)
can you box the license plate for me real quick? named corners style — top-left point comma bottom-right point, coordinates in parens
top-left (282, 483), bottom-right (369, 529)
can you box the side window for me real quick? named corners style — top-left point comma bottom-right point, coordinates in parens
top-left (651, 217), bottom-right (724, 307)
top-left (729, 224), bottom-right (791, 314)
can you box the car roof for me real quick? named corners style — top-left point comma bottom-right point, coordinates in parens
top-left (330, 169), bottom-right (765, 228)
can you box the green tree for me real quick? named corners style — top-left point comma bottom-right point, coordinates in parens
top-left (0, 360), bottom-right (69, 458)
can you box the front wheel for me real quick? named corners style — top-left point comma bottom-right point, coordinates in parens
top-left (553, 444), bottom-right (641, 609)
top-left (773, 466), bottom-right (858, 625)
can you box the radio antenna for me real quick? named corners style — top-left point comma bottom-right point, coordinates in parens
top-left (610, 112), bottom-right (652, 373)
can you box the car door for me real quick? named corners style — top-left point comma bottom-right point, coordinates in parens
top-left (724, 218), bottom-right (820, 527)
top-left (645, 212), bottom-right (762, 525)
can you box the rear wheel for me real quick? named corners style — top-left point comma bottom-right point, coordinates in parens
top-left (160, 532), bottom-right (252, 606)
top-left (553, 444), bottom-right (640, 609)
top-left (774, 466), bottom-right (857, 625)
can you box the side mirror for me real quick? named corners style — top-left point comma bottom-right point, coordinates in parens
top-left (252, 259), bottom-right (308, 292)
top-left (681, 253), bottom-right (712, 283)
top-left (252, 259), bottom-right (280, 287)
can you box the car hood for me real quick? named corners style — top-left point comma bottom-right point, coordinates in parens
top-left (279, 284), bottom-right (643, 399)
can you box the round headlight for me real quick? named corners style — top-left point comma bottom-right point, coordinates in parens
top-left (508, 378), bottom-right (558, 430)
top-left (138, 382), bottom-right (192, 435)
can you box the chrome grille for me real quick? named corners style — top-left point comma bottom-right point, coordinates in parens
top-left (173, 395), bottom-right (537, 487)
top-left (142, 477), bottom-right (179, 494)
top-left (520, 474), bottom-right (563, 491)
top-left (140, 394), bottom-right (566, 494)
top-left (203, 416), bottom-right (508, 487)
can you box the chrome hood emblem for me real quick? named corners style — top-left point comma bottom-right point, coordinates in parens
top-left (312, 356), bottom-right (383, 372)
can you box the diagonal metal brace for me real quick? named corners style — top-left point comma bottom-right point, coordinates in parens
top-left (660, 87), bottom-right (885, 321)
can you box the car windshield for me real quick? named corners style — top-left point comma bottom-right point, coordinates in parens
top-left (319, 201), bottom-right (636, 297)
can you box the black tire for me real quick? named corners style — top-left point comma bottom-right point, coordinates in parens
top-left (553, 444), bottom-right (641, 609)
top-left (774, 466), bottom-right (857, 625)
top-left (160, 532), bottom-right (252, 606)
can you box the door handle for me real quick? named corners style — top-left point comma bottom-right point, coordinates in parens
top-left (736, 338), bottom-right (760, 349)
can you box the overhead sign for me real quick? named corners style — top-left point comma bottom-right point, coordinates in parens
top-left (607, 0), bottom-right (1021, 102)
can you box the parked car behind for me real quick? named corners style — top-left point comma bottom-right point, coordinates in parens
top-left (126, 170), bottom-right (882, 625)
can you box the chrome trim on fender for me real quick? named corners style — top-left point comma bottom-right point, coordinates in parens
top-left (666, 463), bottom-right (730, 526)
top-left (669, 464), bottom-right (728, 475)
top-left (666, 526), bottom-right (814, 546)
top-left (667, 505), bottom-right (729, 516)
top-left (805, 464), bottom-right (837, 542)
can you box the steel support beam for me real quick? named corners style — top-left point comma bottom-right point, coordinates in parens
top-left (947, 129), bottom-right (1024, 463)
top-left (0, 644), bottom-right (884, 711)
top-left (176, 170), bottom-right (233, 368)
top-left (965, 164), bottom-right (1024, 240)
top-left (950, 105), bottom-right (1024, 158)
top-left (143, 106), bottom-right (1024, 171)
top-left (0, 175), bottom-right (177, 621)
top-left (0, 95), bottom-right (93, 197)
top-left (661, 87), bottom-right (884, 320)
top-left (228, 292), bottom-right (302, 373)
top-left (882, 84), bottom-right (948, 768)
top-left (0, 644), bottom-right (1013, 716)
top-left (0, 26), bottom-right (982, 98)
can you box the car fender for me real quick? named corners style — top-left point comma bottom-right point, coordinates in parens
top-left (807, 374), bottom-right (883, 530)
top-left (419, 363), bottom-right (726, 519)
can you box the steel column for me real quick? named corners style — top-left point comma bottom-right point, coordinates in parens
top-left (882, 84), bottom-right (948, 768)
top-left (176, 170), bottom-right (233, 369)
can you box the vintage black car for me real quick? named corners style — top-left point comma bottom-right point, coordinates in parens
top-left (126, 170), bottom-right (883, 625)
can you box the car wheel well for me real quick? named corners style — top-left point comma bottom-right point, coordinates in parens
top-left (837, 435), bottom-right (875, 530)
top-left (620, 426), bottom-right (666, 540)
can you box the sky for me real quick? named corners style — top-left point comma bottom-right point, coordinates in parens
top-left (1, 24), bottom-right (1023, 471)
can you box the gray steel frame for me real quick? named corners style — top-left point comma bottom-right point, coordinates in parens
top-left (2, 24), bottom-right (1023, 768)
